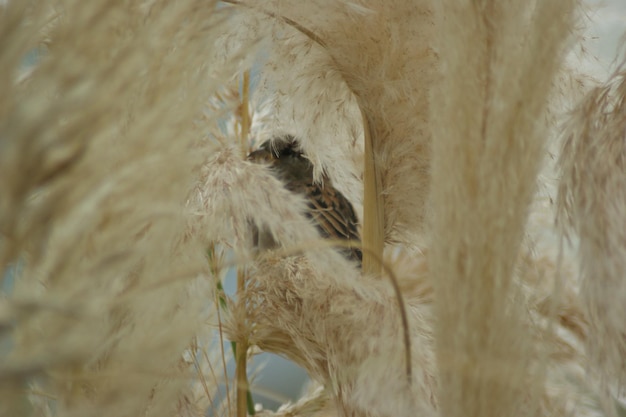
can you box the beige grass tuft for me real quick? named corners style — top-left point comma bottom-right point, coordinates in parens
top-left (0, 1), bottom-right (248, 416)
top-left (4, 1), bottom-right (624, 417)
top-left (429, 1), bottom-right (578, 417)
top-left (193, 143), bottom-right (434, 417)
top-left (243, 254), bottom-right (437, 417)
top-left (250, 0), bottom-right (436, 249)
top-left (558, 64), bottom-right (626, 392)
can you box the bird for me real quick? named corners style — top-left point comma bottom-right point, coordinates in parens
top-left (247, 135), bottom-right (362, 265)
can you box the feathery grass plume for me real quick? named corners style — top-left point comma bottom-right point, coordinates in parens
top-left (0, 1), bottom-right (251, 415)
top-left (247, 0), bottom-right (436, 256)
top-left (387, 236), bottom-right (606, 416)
top-left (197, 2), bottom-right (608, 416)
top-left (429, 1), bottom-right (578, 417)
top-left (388, 245), bottom-right (604, 416)
top-left (191, 143), bottom-right (332, 415)
top-left (192, 144), bottom-right (435, 416)
top-left (246, 254), bottom-right (437, 417)
top-left (522, 270), bottom-right (602, 417)
top-left (191, 145), bottom-right (323, 258)
top-left (557, 64), bottom-right (626, 393)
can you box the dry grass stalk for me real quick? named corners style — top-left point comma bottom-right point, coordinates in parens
top-left (558, 64), bottom-right (626, 393)
top-left (429, 1), bottom-right (578, 417)
top-left (236, 71), bottom-right (254, 417)
top-left (361, 114), bottom-right (384, 275)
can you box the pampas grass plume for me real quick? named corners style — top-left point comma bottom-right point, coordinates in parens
top-left (0, 1), bottom-right (251, 416)
top-left (558, 65), bottom-right (626, 392)
top-left (3, 1), bottom-right (626, 417)
top-left (430, 1), bottom-right (578, 417)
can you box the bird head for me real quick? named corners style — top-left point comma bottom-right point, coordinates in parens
top-left (248, 136), bottom-right (314, 182)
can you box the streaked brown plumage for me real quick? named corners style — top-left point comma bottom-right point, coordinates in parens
top-left (248, 136), bottom-right (362, 264)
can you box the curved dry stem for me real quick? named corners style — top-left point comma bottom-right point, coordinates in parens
top-left (236, 68), bottom-right (254, 417)
top-left (360, 109), bottom-right (385, 277)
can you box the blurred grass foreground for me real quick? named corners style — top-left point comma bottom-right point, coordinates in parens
top-left (2, 1), bottom-right (626, 417)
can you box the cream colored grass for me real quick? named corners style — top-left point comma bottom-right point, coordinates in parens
top-left (244, 254), bottom-right (437, 417)
top-left (558, 66), bottom-right (626, 392)
top-left (2, 0), bottom-right (623, 417)
top-left (429, 1), bottom-right (578, 417)
top-left (194, 145), bottom-right (429, 417)
top-left (0, 1), bottom-right (249, 416)
top-left (253, 0), bottom-right (435, 248)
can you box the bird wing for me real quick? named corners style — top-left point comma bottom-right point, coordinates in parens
top-left (303, 182), bottom-right (363, 262)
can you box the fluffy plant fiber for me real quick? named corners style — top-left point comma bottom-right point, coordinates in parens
top-left (193, 134), bottom-right (602, 417)
top-left (193, 145), bottom-right (435, 417)
top-left (389, 244), bottom-right (602, 417)
top-left (558, 65), bottom-right (626, 393)
top-left (247, 255), bottom-right (437, 417)
top-left (0, 1), bottom-right (248, 416)
top-left (197, 1), bottom-right (611, 416)
top-left (191, 146), bottom-right (322, 261)
top-left (245, 0), bottom-right (435, 250)
top-left (2, 0), bottom-right (621, 417)
top-left (429, 1), bottom-right (578, 417)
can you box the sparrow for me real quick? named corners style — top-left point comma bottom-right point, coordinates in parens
top-left (248, 136), bottom-right (362, 265)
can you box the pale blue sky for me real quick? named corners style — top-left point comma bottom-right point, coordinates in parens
top-left (583, 0), bottom-right (626, 75)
